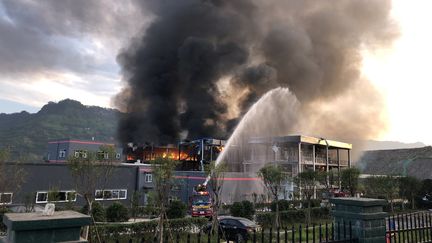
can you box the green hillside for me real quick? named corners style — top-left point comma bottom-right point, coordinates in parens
top-left (0, 99), bottom-right (119, 161)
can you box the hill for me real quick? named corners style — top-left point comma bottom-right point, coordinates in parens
top-left (361, 140), bottom-right (426, 151)
top-left (357, 146), bottom-right (432, 179)
top-left (0, 99), bottom-right (119, 161)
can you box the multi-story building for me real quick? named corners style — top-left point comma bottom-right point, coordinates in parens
top-left (45, 138), bottom-right (123, 163)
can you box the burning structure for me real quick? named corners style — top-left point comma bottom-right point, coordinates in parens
top-left (125, 138), bottom-right (225, 171)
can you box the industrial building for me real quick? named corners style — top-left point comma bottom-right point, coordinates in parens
top-left (1, 135), bottom-right (352, 209)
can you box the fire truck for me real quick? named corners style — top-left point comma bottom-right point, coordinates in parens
top-left (190, 184), bottom-right (213, 217)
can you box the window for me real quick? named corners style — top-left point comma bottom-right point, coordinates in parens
top-left (95, 189), bottom-right (127, 201)
top-left (116, 153), bottom-right (121, 159)
top-left (74, 150), bottom-right (87, 158)
top-left (59, 150), bottom-right (66, 158)
top-left (145, 173), bottom-right (153, 183)
top-left (0, 193), bottom-right (13, 204)
top-left (35, 190), bottom-right (77, 203)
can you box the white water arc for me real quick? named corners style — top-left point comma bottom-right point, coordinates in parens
top-left (203, 87), bottom-right (300, 186)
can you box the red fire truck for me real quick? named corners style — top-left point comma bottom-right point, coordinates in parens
top-left (190, 184), bottom-right (213, 217)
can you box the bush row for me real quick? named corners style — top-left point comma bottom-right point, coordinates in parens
top-left (90, 217), bottom-right (208, 241)
top-left (255, 207), bottom-right (330, 228)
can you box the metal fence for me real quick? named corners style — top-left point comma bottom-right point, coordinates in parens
top-left (98, 221), bottom-right (357, 243)
top-left (386, 211), bottom-right (432, 243)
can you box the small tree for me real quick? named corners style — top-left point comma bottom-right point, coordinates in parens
top-left (295, 170), bottom-right (321, 224)
top-left (258, 164), bottom-right (289, 228)
top-left (166, 200), bottom-right (187, 219)
top-left (106, 202), bottom-right (129, 222)
top-left (399, 176), bottom-right (420, 210)
top-left (151, 157), bottom-right (178, 243)
top-left (363, 176), bottom-right (399, 212)
top-left (130, 191), bottom-right (141, 221)
top-left (205, 161), bottom-right (226, 234)
top-left (68, 145), bottom-right (116, 240)
top-left (0, 148), bottom-right (25, 210)
top-left (230, 200), bottom-right (255, 220)
top-left (341, 167), bottom-right (360, 197)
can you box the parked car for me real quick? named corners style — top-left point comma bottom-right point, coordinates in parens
top-left (205, 216), bottom-right (259, 242)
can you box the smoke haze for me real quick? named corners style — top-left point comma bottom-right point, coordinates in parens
top-left (115, 0), bottom-right (398, 145)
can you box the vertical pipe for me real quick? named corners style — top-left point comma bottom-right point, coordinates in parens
top-left (261, 228), bottom-right (265, 243)
top-left (187, 233), bottom-right (190, 243)
top-left (319, 224), bottom-right (322, 242)
top-left (253, 229), bottom-right (256, 243)
top-left (405, 214), bottom-right (410, 243)
top-left (337, 222), bottom-right (340, 241)
top-left (306, 224), bottom-right (309, 243)
top-left (284, 227), bottom-right (287, 243)
top-left (201, 139), bottom-right (205, 172)
top-left (176, 233), bottom-right (180, 243)
top-left (197, 231), bottom-right (201, 243)
top-left (208, 230), bottom-right (211, 243)
top-left (347, 149), bottom-right (351, 168)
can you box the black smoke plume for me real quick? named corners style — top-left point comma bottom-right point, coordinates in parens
top-left (116, 0), bottom-right (397, 145)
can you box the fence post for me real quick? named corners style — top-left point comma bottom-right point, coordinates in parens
top-left (330, 197), bottom-right (387, 243)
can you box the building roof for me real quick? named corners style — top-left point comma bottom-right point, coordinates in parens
top-left (248, 135), bottom-right (352, 149)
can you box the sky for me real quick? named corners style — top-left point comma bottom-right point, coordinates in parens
top-left (0, 0), bottom-right (430, 145)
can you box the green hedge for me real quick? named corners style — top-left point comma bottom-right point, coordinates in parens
top-left (256, 207), bottom-right (330, 228)
top-left (90, 217), bottom-right (209, 241)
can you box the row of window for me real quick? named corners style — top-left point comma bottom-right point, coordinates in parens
top-left (58, 150), bottom-right (121, 159)
top-left (95, 189), bottom-right (127, 200)
top-left (36, 191), bottom-right (77, 203)
top-left (34, 189), bottom-right (128, 203)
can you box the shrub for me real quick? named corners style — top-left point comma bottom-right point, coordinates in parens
top-left (256, 207), bottom-right (330, 228)
top-left (90, 217), bottom-right (209, 241)
top-left (106, 202), bottom-right (129, 222)
top-left (166, 200), bottom-right (187, 219)
top-left (230, 200), bottom-right (255, 219)
top-left (81, 202), bottom-right (106, 222)
top-left (270, 200), bottom-right (291, 211)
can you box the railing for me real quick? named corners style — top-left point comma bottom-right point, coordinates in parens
top-left (95, 221), bottom-right (357, 243)
top-left (386, 211), bottom-right (432, 243)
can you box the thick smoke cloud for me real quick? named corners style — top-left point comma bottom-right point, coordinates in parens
top-left (116, 0), bottom-right (398, 145)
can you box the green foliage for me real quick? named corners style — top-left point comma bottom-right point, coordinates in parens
top-left (0, 99), bottom-right (120, 161)
top-left (256, 207), bottom-right (330, 228)
top-left (270, 200), bottom-right (290, 212)
top-left (106, 202), bottom-right (129, 222)
top-left (230, 201), bottom-right (255, 220)
top-left (341, 167), bottom-right (360, 196)
top-left (166, 200), bottom-right (187, 219)
top-left (399, 176), bottom-right (421, 209)
top-left (81, 202), bottom-right (106, 222)
top-left (130, 191), bottom-right (141, 220)
top-left (90, 217), bottom-right (208, 241)
top-left (363, 175), bottom-right (399, 212)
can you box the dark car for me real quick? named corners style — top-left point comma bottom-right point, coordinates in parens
top-left (205, 216), bottom-right (259, 242)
